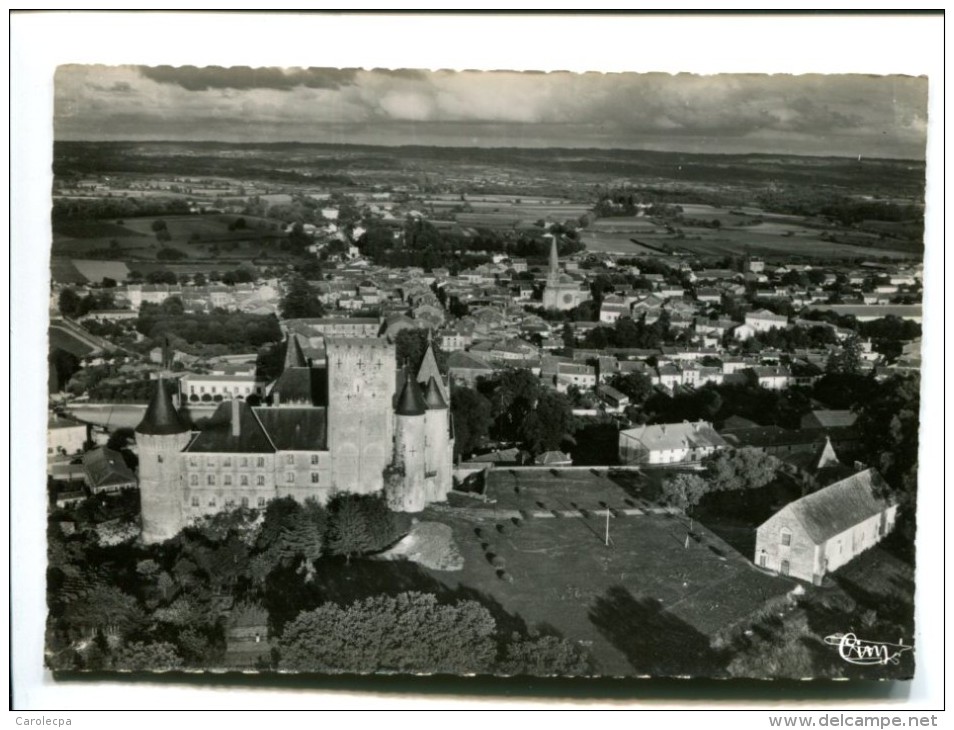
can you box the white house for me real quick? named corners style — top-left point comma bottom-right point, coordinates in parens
top-left (618, 420), bottom-right (728, 466)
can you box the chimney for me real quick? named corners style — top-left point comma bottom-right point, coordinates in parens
top-left (232, 399), bottom-right (241, 438)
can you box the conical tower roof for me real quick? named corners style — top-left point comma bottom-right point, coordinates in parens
top-left (283, 333), bottom-right (308, 370)
top-left (136, 378), bottom-right (189, 435)
top-left (395, 372), bottom-right (426, 416)
top-left (423, 376), bottom-right (448, 410)
top-left (417, 336), bottom-right (448, 402)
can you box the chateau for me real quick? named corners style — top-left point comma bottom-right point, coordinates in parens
top-left (135, 336), bottom-right (454, 543)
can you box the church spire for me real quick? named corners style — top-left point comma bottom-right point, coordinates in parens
top-left (136, 378), bottom-right (189, 435)
top-left (549, 235), bottom-right (559, 278)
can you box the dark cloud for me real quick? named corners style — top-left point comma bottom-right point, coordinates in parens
top-left (88, 81), bottom-right (133, 94)
top-left (138, 65), bottom-right (359, 91)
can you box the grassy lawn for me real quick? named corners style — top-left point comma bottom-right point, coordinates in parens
top-left (481, 468), bottom-right (669, 514)
top-left (422, 506), bottom-right (793, 676)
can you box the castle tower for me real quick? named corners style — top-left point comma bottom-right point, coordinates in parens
top-left (422, 376), bottom-right (453, 504)
top-left (136, 378), bottom-right (192, 543)
top-left (389, 373), bottom-right (427, 512)
top-left (326, 338), bottom-right (394, 494)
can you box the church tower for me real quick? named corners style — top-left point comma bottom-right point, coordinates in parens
top-left (542, 235), bottom-right (587, 311)
top-left (388, 371), bottom-right (427, 512)
top-left (136, 378), bottom-right (192, 543)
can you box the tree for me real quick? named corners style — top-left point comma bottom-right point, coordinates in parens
top-left (608, 372), bottom-right (653, 406)
top-left (660, 472), bottom-right (709, 511)
top-left (520, 390), bottom-right (575, 455)
top-left (326, 493), bottom-right (396, 563)
top-left (826, 335), bottom-right (863, 375)
top-left (278, 592), bottom-right (497, 673)
top-left (394, 328), bottom-right (446, 374)
top-left (58, 287), bottom-right (82, 317)
top-left (854, 373), bottom-right (920, 513)
top-left (279, 275), bottom-right (325, 319)
top-left (111, 641), bottom-right (183, 672)
top-left (278, 499), bottom-right (327, 573)
top-left (561, 322), bottom-right (576, 348)
top-left (450, 386), bottom-right (493, 458)
top-left (498, 632), bottom-right (592, 676)
top-left (705, 447), bottom-right (781, 493)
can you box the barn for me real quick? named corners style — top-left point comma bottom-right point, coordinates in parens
top-left (754, 469), bottom-right (898, 584)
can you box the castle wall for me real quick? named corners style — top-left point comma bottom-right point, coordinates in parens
top-left (179, 449), bottom-right (338, 520)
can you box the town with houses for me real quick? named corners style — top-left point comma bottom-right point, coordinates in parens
top-left (43, 141), bottom-right (924, 681)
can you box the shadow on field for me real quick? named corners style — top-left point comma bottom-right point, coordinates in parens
top-left (588, 585), bottom-right (725, 677)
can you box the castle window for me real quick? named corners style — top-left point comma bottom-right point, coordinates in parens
top-left (310, 454), bottom-right (319, 465)
top-left (256, 475), bottom-right (265, 486)
top-left (209, 497), bottom-right (216, 507)
top-left (241, 497), bottom-right (249, 507)
top-left (223, 456), bottom-right (231, 467)
top-left (311, 473), bottom-right (320, 484)
top-left (240, 475), bottom-right (249, 486)
top-left (256, 457), bottom-right (265, 468)
top-left (224, 475), bottom-right (232, 486)
top-left (189, 456), bottom-right (198, 467)
top-left (257, 497), bottom-right (266, 507)
top-left (207, 475), bottom-right (215, 485)
top-left (286, 454), bottom-right (295, 465)
top-left (286, 473), bottom-right (295, 484)
top-left (191, 496), bottom-right (199, 507)
top-left (241, 457), bottom-right (248, 468)
top-left (226, 498), bottom-right (235, 507)
top-left (157, 454), bottom-right (163, 463)
top-left (206, 456), bottom-right (215, 467)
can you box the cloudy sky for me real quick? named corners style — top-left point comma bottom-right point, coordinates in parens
top-left (54, 65), bottom-right (928, 159)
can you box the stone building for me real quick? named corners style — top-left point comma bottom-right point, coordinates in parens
top-left (754, 469), bottom-right (897, 584)
top-left (136, 336), bottom-right (454, 543)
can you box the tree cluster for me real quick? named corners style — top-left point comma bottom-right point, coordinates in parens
top-left (474, 370), bottom-right (577, 456)
top-left (277, 591), bottom-right (591, 676)
top-left (58, 288), bottom-right (116, 318)
top-left (137, 299), bottom-right (282, 348)
top-left (46, 492), bottom-right (406, 672)
top-left (660, 447), bottom-right (782, 512)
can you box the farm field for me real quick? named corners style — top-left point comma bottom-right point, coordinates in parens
top-left (577, 207), bottom-right (919, 260)
top-left (51, 214), bottom-right (289, 269)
